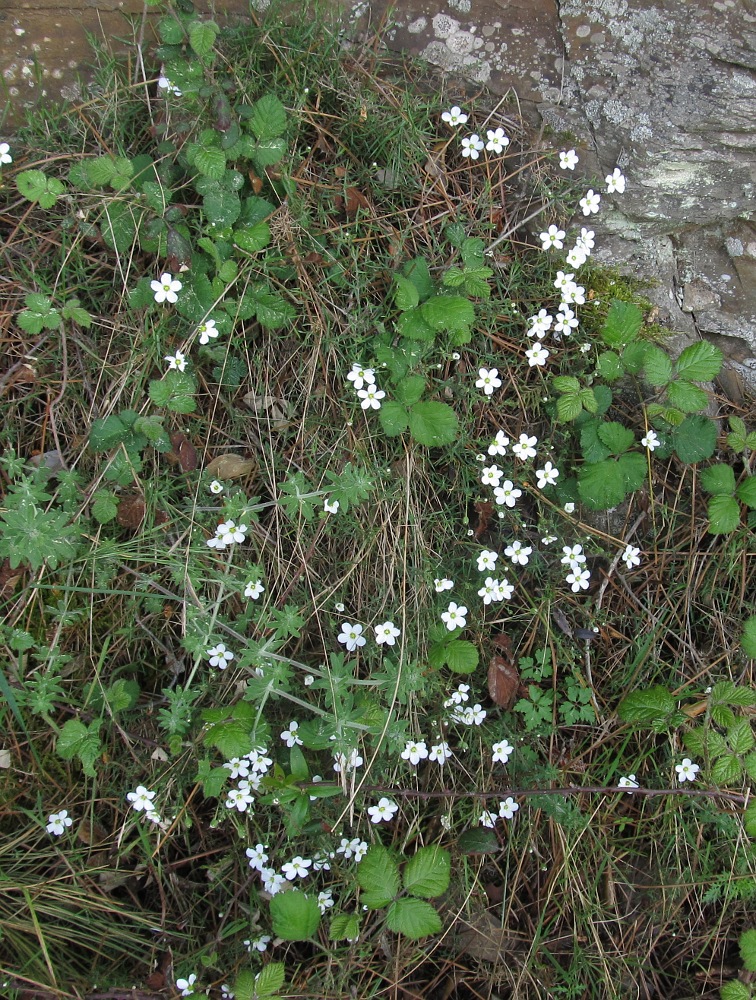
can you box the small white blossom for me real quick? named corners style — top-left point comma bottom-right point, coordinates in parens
top-left (479, 810), bottom-right (498, 828)
top-left (493, 480), bottom-right (522, 508)
top-left (605, 167), bottom-right (626, 194)
top-left (498, 797), bottom-right (519, 819)
top-left (347, 363), bottom-right (375, 390)
top-left (492, 740), bottom-right (514, 763)
top-left (209, 479), bottom-right (224, 494)
top-left (164, 351), bottom-right (187, 372)
top-left (622, 544), bottom-right (641, 569)
top-left (579, 189), bottom-right (601, 216)
top-left (475, 367), bottom-right (502, 396)
top-left (566, 567), bottom-right (591, 592)
top-left (401, 740), bottom-right (429, 766)
top-left (176, 974), bottom-right (197, 996)
top-left (618, 774), bottom-right (639, 791)
top-left (511, 434), bottom-right (538, 461)
top-left (318, 890), bottom-right (335, 914)
top-left (576, 228), bottom-right (595, 252)
top-left (244, 579), bottom-right (264, 600)
top-left (559, 149), bottom-right (578, 170)
top-left (434, 577), bottom-right (454, 593)
top-left (504, 540), bottom-right (532, 566)
top-left (46, 810), bottom-right (73, 835)
top-left (197, 318), bottom-right (219, 344)
top-left (0, 142), bottom-right (13, 165)
top-left (442, 106), bottom-right (468, 126)
top-left (539, 225), bottom-right (565, 250)
top-left (158, 75), bottom-right (182, 97)
top-left (368, 797), bottom-right (399, 823)
top-left (225, 785), bottom-right (255, 812)
top-left (281, 721), bottom-right (304, 748)
top-left (324, 498), bottom-right (340, 514)
top-left (441, 601), bottom-right (468, 631)
top-left (536, 461), bottom-right (559, 489)
top-left (127, 786), bottom-right (157, 812)
top-left (481, 464), bottom-right (504, 487)
top-left (642, 430), bottom-right (660, 452)
top-left (151, 272), bottom-right (182, 304)
top-left (461, 134), bottom-right (485, 159)
top-left (429, 742), bottom-right (452, 764)
top-left (338, 622), bottom-right (366, 652)
top-left (525, 344), bottom-right (550, 367)
top-left (282, 856), bottom-right (312, 880)
top-left (261, 868), bottom-right (286, 895)
top-left (528, 309), bottom-right (554, 339)
top-left (374, 620), bottom-right (400, 646)
top-left (675, 758), bottom-right (700, 783)
top-left (245, 844), bottom-right (269, 870)
top-left (207, 643), bottom-right (234, 668)
top-left (357, 386), bottom-right (385, 410)
top-left (485, 127), bottom-right (510, 153)
top-left (333, 748), bottom-right (363, 773)
top-left (566, 247), bottom-right (588, 269)
top-left (488, 430), bottom-right (510, 456)
top-left (477, 549), bottom-right (498, 572)
top-left (224, 757), bottom-right (250, 780)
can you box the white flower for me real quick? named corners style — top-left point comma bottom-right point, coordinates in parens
top-left (347, 363), bottom-right (375, 390)
top-left (441, 601), bottom-right (468, 631)
top-left (281, 721), bottom-right (303, 747)
top-left (368, 797), bottom-right (399, 823)
top-left (282, 855), bottom-right (312, 880)
top-left (197, 318), bottom-right (219, 344)
top-left (536, 462), bottom-right (559, 489)
top-left (493, 481), bottom-right (522, 508)
top-left (208, 479), bottom-right (224, 494)
top-left (176, 974), bottom-right (197, 996)
top-left (642, 429), bottom-right (660, 451)
top-left (442, 106), bottom-right (468, 126)
top-left (528, 309), bottom-right (553, 340)
top-left (357, 385), bottom-right (385, 410)
top-left (224, 757), bottom-right (250, 779)
top-left (481, 464), bottom-right (504, 487)
top-left (475, 367), bottom-right (502, 396)
top-left (434, 577), bottom-right (454, 593)
top-left (261, 868), bottom-right (285, 895)
top-left (461, 134), bottom-right (485, 159)
top-left (127, 786), bottom-right (156, 812)
top-left (465, 704), bottom-right (487, 726)
top-left (618, 774), bottom-right (639, 791)
top-left (561, 281), bottom-right (586, 305)
top-left (245, 843), bottom-right (269, 870)
top-left (492, 740), bottom-right (514, 763)
top-left (478, 576), bottom-right (501, 605)
top-left (541, 535), bottom-right (557, 545)
top-left (504, 540), bottom-right (532, 566)
top-left (318, 890), bottom-right (335, 914)
top-left (225, 785), bottom-right (255, 812)
top-left (559, 149), bottom-right (578, 170)
top-left (443, 683), bottom-right (470, 708)
top-left (488, 430), bottom-right (510, 456)
top-left (554, 306), bottom-right (579, 336)
top-left (579, 342), bottom-right (592, 353)
top-left (485, 127), bottom-right (510, 153)
top-left (244, 579), bottom-right (264, 600)
top-left (207, 643), bottom-right (234, 668)
top-left (477, 549), bottom-right (498, 572)
top-left (0, 142), bottom-right (13, 165)
top-left (46, 810), bottom-right (73, 835)
top-left (539, 225), bottom-right (565, 250)
top-left (512, 434), bottom-right (538, 461)
top-left (337, 622), bottom-right (366, 652)
top-left (151, 273), bottom-right (182, 304)
top-left (579, 189), bottom-right (601, 216)
top-left (493, 578), bottom-right (515, 600)
top-left (158, 75), bottom-right (182, 97)
top-left (498, 797), bottom-right (519, 819)
top-left (401, 740), bottom-right (429, 765)
top-left (374, 620), bottom-right (400, 646)
top-left (525, 344), bottom-right (549, 367)
top-left (247, 747), bottom-right (273, 773)
top-left (221, 984), bottom-right (235, 999)
top-left (566, 567), bottom-right (591, 592)
top-left (564, 502), bottom-right (576, 514)
top-left (324, 498), bottom-right (340, 514)
top-left (246, 934), bottom-right (271, 952)
top-left (554, 270), bottom-right (575, 292)
top-left (675, 758), bottom-right (700, 783)
top-left (164, 350), bottom-right (187, 372)
top-left (561, 544), bottom-right (585, 567)
top-left (333, 748), bottom-right (363, 773)
top-left (605, 167), bottom-right (626, 194)
top-left (565, 247), bottom-right (588, 269)
top-left (429, 742), bottom-right (452, 764)
top-left (576, 228), bottom-right (595, 252)
top-left (622, 544), bottom-right (641, 569)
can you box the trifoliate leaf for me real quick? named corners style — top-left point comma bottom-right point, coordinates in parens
top-left (148, 371), bottom-right (197, 414)
top-left (408, 401), bottom-right (458, 446)
top-left (403, 845), bottom-right (450, 898)
top-left (357, 846), bottom-right (400, 907)
top-left (16, 169), bottom-right (66, 208)
top-left (672, 415), bottom-right (717, 464)
top-left (270, 891), bottom-right (321, 940)
top-left (707, 495), bottom-right (741, 534)
top-left (552, 376), bottom-right (580, 394)
top-left (601, 299), bottom-right (643, 347)
top-left (701, 464), bottom-right (736, 496)
top-left (674, 340), bottom-right (723, 382)
top-left (386, 897), bottom-right (442, 939)
top-left (556, 392), bottom-right (583, 422)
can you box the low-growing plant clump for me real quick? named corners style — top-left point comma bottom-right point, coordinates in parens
top-left (0, 3), bottom-right (754, 999)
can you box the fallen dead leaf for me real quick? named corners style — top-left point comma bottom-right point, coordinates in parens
top-left (166, 431), bottom-right (198, 472)
top-left (473, 500), bottom-right (493, 540)
top-left (117, 494), bottom-right (146, 529)
top-left (205, 453), bottom-right (257, 479)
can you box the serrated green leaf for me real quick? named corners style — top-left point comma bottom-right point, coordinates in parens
top-left (270, 890), bottom-right (321, 940)
top-left (745, 800), bottom-right (756, 838)
top-left (101, 202), bottom-right (139, 254)
top-left (741, 616), bottom-right (756, 658)
top-left (621, 341), bottom-right (649, 374)
top-left (386, 897), bottom-right (442, 939)
top-left (557, 393), bottom-right (583, 422)
top-left (89, 414), bottom-right (128, 451)
top-left (736, 476), bottom-right (756, 509)
top-left (91, 490), bottom-right (119, 524)
top-left (711, 681), bottom-right (756, 707)
top-left (701, 464), bottom-right (736, 496)
top-left (148, 371), bottom-right (197, 413)
top-left (712, 704), bottom-right (736, 729)
top-left (727, 719), bottom-right (755, 755)
top-left (253, 139), bottom-right (287, 167)
top-left (408, 401), bottom-right (458, 446)
top-left (234, 222), bottom-right (271, 253)
top-left (61, 298), bottom-right (92, 327)
top-left (403, 845), bottom-right (450, 898)
top-left (158, 14), bottom-right (185, 44)
top-left (579, 419), bottom-right (612, 463)
top-left (378, 401), bottom-right (409, 436)
top-left (395, 375), bottom-right (426, 406)
top-left (707, 495), bottom-right (741, 534)
top-left (17, 169), bottom-right (66, 208)
top-left (577, 460), bottom-right (627, 509)
top-left (673, 415), bottom-right (717, 464)
top-left (329, 912), bottom-right (361, 941)
top-left (667, 379), bottom-right (709, 412)
top-left (194, 144), bottom-right (227, 180)
top-left (394, 274), bottom-right (420, 311)
top-left (254, 290), bottom-right (296, 329)
top-left (402, 257), bottom-right (434, 301)
top-left (601, 300), bottom-right (643, 347)
top-left (457, 828), bottom-right (499, 854)
top-left (744, 751), bottom-right (756, 782)
top-left (675, 340), bottom-right (723, 382)
top-left (597, 421), bottom-right (635, 455)
top-left (711, 753), bottom-right (741, 785)
top-left (552, 376), bottom-right (581, 394)
top-left (105, 677), bottom-right (140, 713)
top-left (420, 295), bottom-right (475, 334)
top-left (397, 307), bottom-right (436, 341)
top-left (203, 186), bottom-right (241, 227)
top-left (597, 350), bottom-right (624, 381)
top-left (56, 719), bottom-right (102, 777)
top-left (248, 94), bottom-right (288, 141)
top-left (443, 639), bottom-right (479, 674)
top-left (617, 451), bottom-right (647, 492)
top-left (195, 760), bottom-right (228, 799)
top-left (579, 388), bottom-right (598, 414)
top-left (643, 345), bottom-right (674, 386)
top-left (357, 846), bottom-right (400, 907)
top-left (254, 961), bottom-right (285, 997)
top-left (617, 686), bottom-right (677, 727)
top-left (721, 979), bottom-right (752, 1000)
top-left (188, 19), bottom-right (218, 59)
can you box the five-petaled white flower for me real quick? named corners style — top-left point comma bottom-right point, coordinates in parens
top-left (622, 544), bottom-right (641, 569)
top-left (488, 430), bottom-right (510, 456)
top-left (579, 189), bottom-right (601, 216)
top-left (207, 643), bottom-right (234, 668)
top-left (127, 786), bottom-right (157, 812)
top-left (429, 742), bottom-right (452, 763)
top-left (566, 247), bottom-right (588, 269)
top-left (333, 748), bottom-right (363, 773)
top-left (197, 318), bottom-right (219, 344)
top-left (618, 774), bottom-right (639, 791)
top-left (481, 464), bottom-right (504, 487)
top-left (512, 433), bottom-right (538, 461)
top-left (176, 974), bottom-right (197, 996)
top-left (493, 481), bottom-right (522, 508)
top-left (224, 757), bottom-right (250, 779)
top-left (151, 272), bottom-right (182, 304)
top-left (566, 568), bottom-right (591, 592)
top-left (338, 622), bottom-right (366, 652)
top-left (499, 797), bottom-right (519, 819)
top-left (576, 228), bottom-right (595, 253)
top-left (477, 549), bottom-right (498, 572)
top-left (485, 127), bottom-right (510, 153)
top-left (475, 367), bottom-right (502, 396)
top-left (246, 934), bottom-right (271, 952)
top-left (479, 810), bottom-right (498, 828)
top-left (505, 540), bottom-right (532, 566)
top-left (347, 363), bottom-right (375, 390)
top-left (165, 350), bottom-right (187, 372)
top-left (561, 281), bottom-right (586, 305)
top-left (559, 149), bottom-right (578, 170)
top-left (282, 855), bottom-right (312, 880)
top-left (318, 890), bottom-right (335, 913)
top-left (478, 577), bottom-right (501, 604)
top-left (0, 142), bottom-right (13, 165)
top-left (225, 785), bottom-right (255, 812)
top-left (368, 797), bottom-right (399, 823)
top-left (561, 544), bottom-right (586, 568)
top-left (492, 740), bottom-right (514, 763)
top-left (642, 430), bottom-right (660, 451)
top-left (244, 579), bottom-right (264, 599)
top-left (401, 740), bottom-right (429, 765)
top-left (457, 703), bottom-right (487, 726)
top-left (245, 843), bottom-right (269, 870)
top-left (158, 75), bottom-right (182, 97)
top-left (441, 601), bottom-right (468, 631)
top-left (281, 721), bottom-right (303, 747)
top-left (218, 520), bottom-right (247, 545)
top-left (554, 270), bottom-right (575, 292)
top-left (539, 225), bottom-right (565, 250)
top-left (442, 106), bottom-right (468, 126)
top-left (461, 134), bottom-right (485, 159)
top-left (357, 385), bottom-right (385, 410)
top-left (525, 344), bottom-right (550, 368)
top-left (209, 479), bottom-right (224, 494)
top-left (528, 309), bottom-right (553, 339)
top-left (605, 167), bottom-right (626, 194)
top-left (434, 578), bottom-right (454, 593)
top-left (261, 868), bottom-right (285, 895)
top-left (554, 306), bottom-right (579, 336)
top-left (675, 758), bottom-right (700, 783)
top-left (444, 683), bottom-right (470, 708)
top-left (536, 462), bottom-right (559, 489)
top-left (374, 620), bottom-right (400, 646)
top-left (324, 498), bottom-right (340, 514)
top-left (46, 810), bottom-right (73, 835)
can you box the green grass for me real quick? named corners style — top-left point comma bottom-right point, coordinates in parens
top-left (0, 2), bottom-right (755, 998)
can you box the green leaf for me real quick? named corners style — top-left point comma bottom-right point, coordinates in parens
top-left (16, 169), bottom-right (66, 208)
top-left (711, 753), bottom-right (741, 785)
top-left (674, 340), bottom-right (723, 382)
top-left (577, 460), bottom-right (627, 509)
top-left (643, 345), bottom-right (674, 386)
top-left (420, 295), bottom-right (474, 334)
top-left (402, 257), bottom-right (434, 301)
top-left (248, 94), bottom-right (288, 141)
top-left (18, 293), bottom-right (61, 334)
top-left (61, 298), bottom-right (92, 327)
top-left (56, 719), bottom-right (102, 777)
top-left (194, 144), bottom-right (227, 180)
top-left (667, 379), bottom-right (709, 412)
top-left (158, 14), bottom-right (185, 44)
top-left (556, 392), bottom-right (583, 422)
top-left (90, 414), bottom-right (129, 451)
top-left (579, 419), bottom-right (612, 463)
top-left (617, 451), bottom-right (647, 492)
top-left (188, 19), bottom-right (218, 59)
top-left (597, 421), bottom-right (634, 455)
top-left (741, 616), bottom-right (756, 658)
top-left (252, 139), bottom-right (287, 168)
top-left (443, 639), bottom-right (479, 674)
top-left (195, 759), bottom-right (228, 799)
top-left (395, 376), bottom-right (426, 407)
top-left (254, 290), bottom-right (296, 329)
top-left (711, 681), bottom-right (756, 707)
top-left (254, 962), bottom-right (285, 997)
top-left (397, 307), bottom-right (436, 341)
top-left (148, 371), bottom-right (197, 414)
top-left (91, 490), bottom-right (119, 524)
top-left (394, 275), bottom-right (420, 311)
top-left (203, 185), bottom-right (241, 227)
top-left (457, 828), bottom-right (499, 854)
top-left (621, 341), bottom-right (649, 374)
top-left (736, 476), bottom-right (756, 509)
top-left (234, 222), bottom-right (271, 253)
top-left (408, 401), bottom-right (458, 446)
top-left (403, 845), bottom-right (450, 898)
top-left (329, 912), bottom-right (361, 941)
top-left (727, 719), bottom-right (755, 755)
top-left (386, 897), bottom-right (442, 939)
top-left (601, 300), bottom-right (643, 347)
top-left (597, 350), bottom-right (624, 381)
top-left (379, 401), bottom-right (409, 436)
top-left (721, 980), bottom-right (752, 1000)
top-left (707, 495), bottom-right (741, 534)
top-left (745, 800), bottom-right (756, 838)
top-left (270, 891), bottom-right (321, 940)
top-left (552, 376), bottom-right (580, 394)
top-left (701, 464), bottom-right (736, 496)
top-left (617, 686), bottom-right (677, 728)
top-left (672, 415), bottom-right (718, 463)
top-left (101, 202), bottom-right (138, 254)
top-left (105, 677), bottom-right (140, 713)
top-left (357, 846), bottom-right (400, 908)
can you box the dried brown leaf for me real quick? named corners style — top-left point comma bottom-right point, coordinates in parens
top-left (487, 654), bottom-right (520, 709)
top-left (205, 454), bottom-right (257, 479)
top-left (167, 431), bottom-right (198, 472)
top-left (116, 495), bottom-right (146, 529)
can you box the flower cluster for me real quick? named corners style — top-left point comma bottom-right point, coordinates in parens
top-left (337, 619), bottom-right (400, 651)
top-left (223, 746), bottom-right (273, 813)
top-left (0, 142), bottom-right (13, 166)
top-left (206, 519), bottom-right (248, 550)
top-left (126, 785), bottom-right (161, 825)
top-left (442, 106), bottom-right (510, 161)
top-left (347, 362), bottom-right (385, 410)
